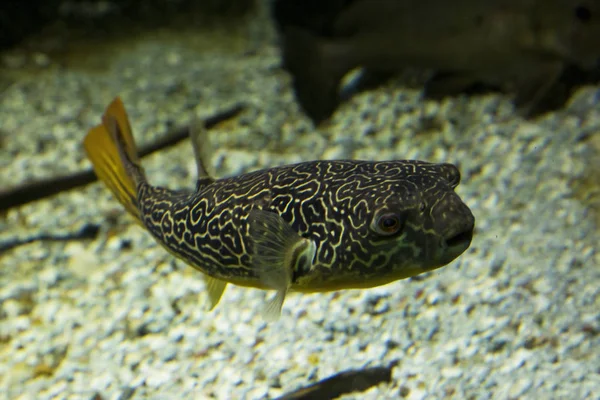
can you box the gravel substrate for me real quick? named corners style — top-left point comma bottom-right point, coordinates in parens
top-left (1, 6), bottom-right (599, 400)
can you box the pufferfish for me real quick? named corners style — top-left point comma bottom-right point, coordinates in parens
top-left (83, 97), bottom-right (475, 319)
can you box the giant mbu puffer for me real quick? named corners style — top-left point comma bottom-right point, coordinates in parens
top-left (83, 97), bottom-right (475, 318)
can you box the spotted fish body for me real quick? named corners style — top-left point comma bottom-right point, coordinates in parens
top-left (141, 160), bottom-right (472, 289)
top-left (84, 98), bottom-right (475, 317)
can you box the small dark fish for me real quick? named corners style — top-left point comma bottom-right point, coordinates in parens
top-left (274, 364), bottom-right (394, 400)
top-left (83, 97), bottom-right (474, 318)
top-left (276, 0), bottom-right (600, 124)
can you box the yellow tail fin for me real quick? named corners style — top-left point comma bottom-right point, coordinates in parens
top-left (84, 97), bottom-right (144, 223)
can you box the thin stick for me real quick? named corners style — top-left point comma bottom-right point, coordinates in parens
top-left (0, 103), bottom-right (246, 212)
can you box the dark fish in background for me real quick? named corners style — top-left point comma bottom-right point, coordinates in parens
top-left (271, 0), bottom-right (355, 37)
top-left (272, 0), bottom-right (396, 123)
top-left (273, 0), bottom-right (600, 124)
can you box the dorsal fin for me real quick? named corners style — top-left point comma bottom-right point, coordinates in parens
top-left (189, 119), bottom-right (215, 191)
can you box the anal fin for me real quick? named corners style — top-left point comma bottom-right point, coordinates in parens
top-left (203, 275), bottom-right (227, 310)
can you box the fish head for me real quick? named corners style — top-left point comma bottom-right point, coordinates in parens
top-left (352, 162), bottom-right (475, 280)
top-left (534, 1), bottom-right (600, 68)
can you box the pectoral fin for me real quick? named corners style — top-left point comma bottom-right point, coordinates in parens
top-left (248, 209), bottom-right (316, 320)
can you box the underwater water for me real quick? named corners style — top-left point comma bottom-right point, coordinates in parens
top-left (1, 1), bottom-right (599, 399)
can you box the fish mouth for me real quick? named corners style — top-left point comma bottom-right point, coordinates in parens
top-left (437, 226), bottom-right (474, 265)
top-left (446, 229), bottom-right (473, 250)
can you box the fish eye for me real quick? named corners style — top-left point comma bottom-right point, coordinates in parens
top-left (372, 212), bottom-right (403, 236)
top-left (575, 5), bottom-right (592, 23)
